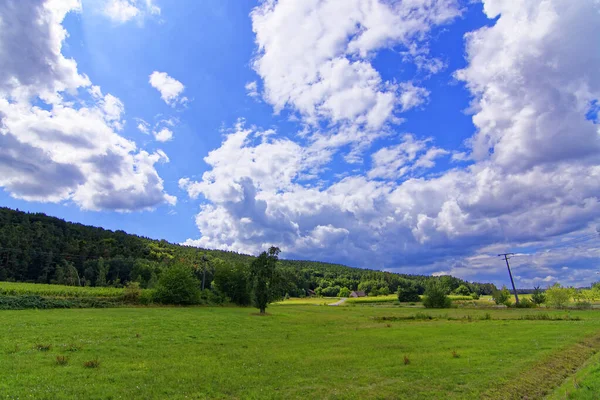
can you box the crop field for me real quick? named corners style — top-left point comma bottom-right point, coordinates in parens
top-left (0, 281), bottom-right (133, 298)
top-left (2, 304), bottom-right (600, 399)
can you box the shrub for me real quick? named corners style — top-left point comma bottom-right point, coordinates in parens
top-left (122, 282), bottom-right (141, 303)
top-left (531, 286), bottom-right (546, 305)
top-left (321, 285), bottom-right (341, 297)
top-left (453, 285), bottom-right (471, 296)
top-left (546, 284), bottom-right (572, 308)
top-left (423, 281), bottom-right (452, 309)
top-left (574, 301), bottom-right (592, 310)
top-left (471, 292), bottom-right (480, 300)
top-left (514, 298), bottom-right (536, 308)
top-left (338, 287), bottom-right (351, 297)
top-left (397, 282), bottom-right (421, 303)
top-left (492, 286), bottom-right (511, 306)
top-left (153, 265), bottom-right (201, 305)
top-left (139, 289), bottom-right (154, 305)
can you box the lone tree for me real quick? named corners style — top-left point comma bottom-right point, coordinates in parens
top-left (250, 246), bottom-right (281, 314)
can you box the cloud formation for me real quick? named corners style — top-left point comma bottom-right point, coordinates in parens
top-left (149, 71), bottom-right (187, 107)
top-left (0, 0), bottom-right (174, 211)
top-left (182, 0), bottom-right (600, 286)
top-left (103, 0), bottom-right (160, 23)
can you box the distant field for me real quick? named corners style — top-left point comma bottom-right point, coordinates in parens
top-left (274, 297), bottom-right (339, 305)
top-left (0, 281), bottom-right (131, 298)
top-left (1, 305), bottom-right (600, 399)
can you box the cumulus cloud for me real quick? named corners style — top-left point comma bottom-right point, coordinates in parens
top-left (250, 0), bottom-right (462, 159)
top-left (182, 0), bottom-right (600, 286)
top-left (154, 127), bottom-right (173, 142)
top-left (149, 71), bottom-right (187, 107)
top-left (103, 0), bottom-right (160, 23)
top-left (0, 0), bottom-right (174, 211)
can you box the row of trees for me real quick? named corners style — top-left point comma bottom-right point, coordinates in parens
top-left (490, 283), bottom-right (600, 308)
top-left (0, 207), bottom-right (497, 310)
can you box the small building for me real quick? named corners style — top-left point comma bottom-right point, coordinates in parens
top-left (349, 291), bottom-right (366, 298)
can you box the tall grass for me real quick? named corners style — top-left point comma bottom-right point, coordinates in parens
top-left (0, 281), bottom-right (148, 298)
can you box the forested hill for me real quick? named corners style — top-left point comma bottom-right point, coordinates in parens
top-left (0, 207), bottom-right (496, 298)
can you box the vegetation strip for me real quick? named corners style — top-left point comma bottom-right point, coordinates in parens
top-left (373, 312), bottom-right (582, 322)
top-left (482, 332), bottom-right (600, 399)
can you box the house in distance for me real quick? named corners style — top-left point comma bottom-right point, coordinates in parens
top-left (349, 291), bottom-right (366, 298)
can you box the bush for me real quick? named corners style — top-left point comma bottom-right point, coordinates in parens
top-left (153, 265), bottom-right (201, 305)
top-left (514, 298), bottom-right (536, 308)
top-left (139, 290), bottom-right (154, 305)
top-left (492, 286), bottom-right (511, 306)
top-left (338, 287), bottom-right (351, 297)
top-left (423, 281), bottom-right (452, 308)
top-left (546, 283), bottom-right (572, 308)
top-left (574, 301), bottom-right (592, 310)
top-left (471, 292), bottom-right (480, 300)
top-left (453, 285), bottom-right (471, 296)
top-left (122, 282), bottom-right (141, 303)
top-left (397, 282), bottom-right (421, 302)
top-left (531, 286), bottom-right (546, 305)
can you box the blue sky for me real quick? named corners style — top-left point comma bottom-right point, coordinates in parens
top-left (1, 0), bottom-right (599, 287)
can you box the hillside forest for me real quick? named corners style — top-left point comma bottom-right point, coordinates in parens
top-left (0, 207), bottom-right (497, 305)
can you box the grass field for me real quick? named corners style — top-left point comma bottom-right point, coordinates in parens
top-left (1, 304), bottom-right (600, 399)
top-left (548, 350), bottom-right (600, 399)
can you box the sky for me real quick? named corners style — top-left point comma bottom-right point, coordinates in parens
top-left (1, 0), bottom-right (599, 288)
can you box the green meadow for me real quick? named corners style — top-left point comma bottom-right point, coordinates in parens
top-left (1, 304), bottom-right (600, 399)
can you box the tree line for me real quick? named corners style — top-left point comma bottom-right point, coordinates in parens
top-left (0, 207), bottom-right (497, 305)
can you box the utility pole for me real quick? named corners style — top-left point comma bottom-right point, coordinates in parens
top-left (498, 253), bottom-right (519, 305)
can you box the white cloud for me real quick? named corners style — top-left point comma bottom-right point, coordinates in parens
top-left (102, 0), bottom-right (160, 23)
top-left (0, 0), bottom-right (174, 211)
top-left (154, 127), bottom-right (173, 142)
top-left (250, 0), bottom-right (462, 160)
top-left (149, 71), bottom-right (187, 107)
top-left (245, 81), bottom-right (259, 98)
top-left (136, 119), bottom-right (150, 134)
top-left (455, 0), bottom-right (600, 171)
top-left (398, 82), bottom-right (430, 112)
top-left (368, 134), bottom-right (447, 180)
top-left (182, 0), bottom-right (600, 286)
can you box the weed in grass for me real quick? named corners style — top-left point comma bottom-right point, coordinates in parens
top-left (8, 344), bottom-right (20, 354)
top-left (481, 313), bottom-right (492, 320)
top-left (35, 344), bottom-right (52, 352)
top-left (403, 355), bottom-right (410, 365)
top-left (83, 359), bottom-right (100, 368)
top-left (135, 333), bottom-right (141, 338)
top-left (452, 350), bottom-right (460, 358)
top-left (386, 323), bottom-right (392, 328)
top-left (414, 312), bottom-right (434, 320)
top-left (56, 355), bottom-right (69, 366)
top-left (65, 344), bottom-right (82, 352)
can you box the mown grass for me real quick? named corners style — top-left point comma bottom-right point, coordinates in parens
top-left (1, 306), bottom-right (600, 399)
top-left (548, 348), bottom-right (600, 399)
